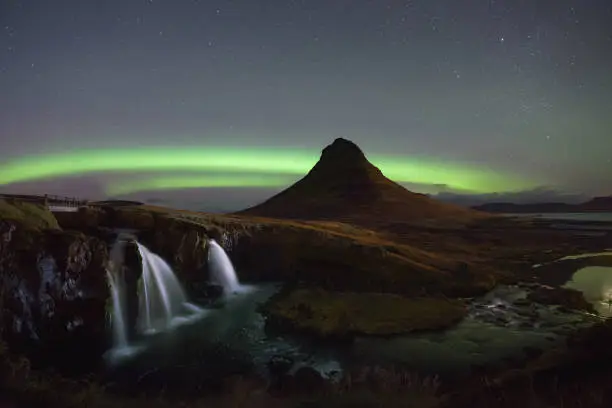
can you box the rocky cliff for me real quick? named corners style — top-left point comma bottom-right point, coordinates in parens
top-left (0, 200), bottom-right (111, 373)
top-left (52, 203), bottom-right (497, 339)
top-left (54, 204), bottom-right (496, 299)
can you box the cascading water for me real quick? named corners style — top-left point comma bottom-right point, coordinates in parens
top-left (207, 239), bottom-right (244, 295)
top-left (136, 242), bottom-right (195, 333)
top-left (106, 268), bottom-right (128, 350)
top-left (105, 235), bottom-right (205, 363)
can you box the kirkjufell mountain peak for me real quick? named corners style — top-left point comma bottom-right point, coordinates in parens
top-left (319, 137), bottom-right (368, 164)
top-left (237, 138), bottom-right (487, 226)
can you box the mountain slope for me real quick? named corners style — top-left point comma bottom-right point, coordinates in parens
top-left (237, 138), bottom-right (487, 226)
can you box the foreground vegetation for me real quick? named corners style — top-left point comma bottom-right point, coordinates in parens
top-left (0, 198), bottom-right (60, 230)
top-left (2, 329), bottom-right (612, 408)
top-left (263, 288), bottom-right (466, 338)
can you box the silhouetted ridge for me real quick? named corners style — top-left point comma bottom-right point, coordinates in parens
top-left (320, 138), bottom-right (368, 165)
top-left (474, 195), bottom-right (612, 213)
top-left (237, 138), bottom-right (486, 226)
top-left (295, 138), bottom-right (388, 201)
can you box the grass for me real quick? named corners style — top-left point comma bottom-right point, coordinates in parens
top-left (0, 199), bottom-right (60, 230)
top-left (63, 204), bottom-right (495, 298)
top-left (262, 288), bottom-right (467, 338)
top-left (0, 339), bottom-right (445, 408)
top-left (2, 336), bottom-right (612, 408)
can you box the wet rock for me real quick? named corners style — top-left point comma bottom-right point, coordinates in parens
top-left (513, 298), bottom-right (531, 307)
top-left (527, 286), bottom-right (594, 313)
top-left (289, 366), bottom-right (328, 393)
top-left (201, 284), bottom-right (225, 300)
top-left (493, 316), bottom-right (508, 326)
top-left (267, 355), bottom-right (294, 378)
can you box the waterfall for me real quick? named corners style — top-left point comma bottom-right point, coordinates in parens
top-left (106, 268), bottom-right (128, 350)
top-left (207, 239), bottom-right (243, 295)
top-left (136, 242), bottom-right (192, 333)
top-left (105, 235), bottom-right (204, 362)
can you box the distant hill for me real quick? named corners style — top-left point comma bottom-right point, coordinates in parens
top-left (236, 138), bottom-right (488, 227)
top-left (434, 190), bottom-right (588, 208)
top-left (0, 193), bottom-right (47, 204)
top-left (89, 200), bottom-right (144, 207)
top-left (581, 196), bottom-right (612, 211)
top-left (0, 193), bottom-right (87, 205)
top-left (473, 195), bottom-right (612, 213)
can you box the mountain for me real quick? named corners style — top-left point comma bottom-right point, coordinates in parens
top-left (472, 202), bottom-right (574, 213)
top-left (237, 138), bottom-right (487, 226)
top-left (434, 190), bottom-right (588, 208)
top-left (473, 195), bottom-right (612, 213)
top-left (581, 196), bottom-right (612, 211)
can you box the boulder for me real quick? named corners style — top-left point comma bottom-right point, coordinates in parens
top-left (526, 286), bottom-right (595, 313)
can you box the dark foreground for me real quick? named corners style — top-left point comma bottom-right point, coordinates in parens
top-left (2, 316), bottom-right (612, 408)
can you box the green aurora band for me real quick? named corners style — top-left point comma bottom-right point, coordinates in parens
top-left (106, 174), bottom-right (298, 196)
top-left (0, 147), bottom-right (538, 194)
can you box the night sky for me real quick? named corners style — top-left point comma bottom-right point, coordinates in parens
top-left (1, 0), bottom-right (611, 210)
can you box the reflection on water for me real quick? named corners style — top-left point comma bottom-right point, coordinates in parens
top-left (565, 266), bottom-right (612, 318)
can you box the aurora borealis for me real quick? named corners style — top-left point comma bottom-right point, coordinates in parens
top-left (1, 0), bottom-right (611, 209)
top-left (0, 147), bottom-right (538, 196)
top-left (105, 174), bottom-right (300, 196)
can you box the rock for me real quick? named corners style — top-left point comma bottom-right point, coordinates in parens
top-left (0, 201), bottom-right (110, 373)
top-left (267, 355), bottom-right (294, 378)
top-left (493, 316), bottom-right (509, 326)
top-left (285, 366), bottom-right (328, 394)
top-left (513, 298), bottom-right (530, 307)
top-left (200, 284), bottom-right (225, 300)
top-left (527, 286), bottom-right (594, 313)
